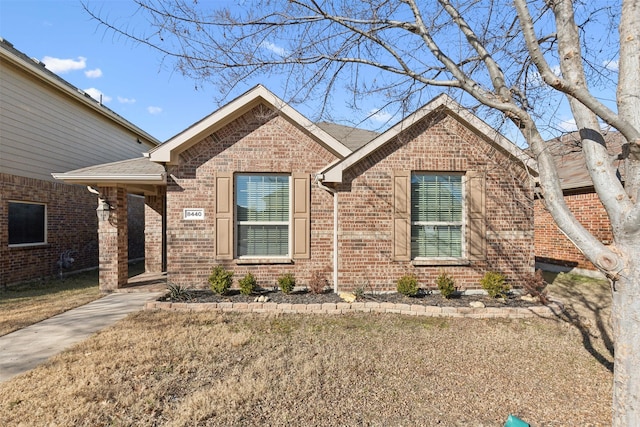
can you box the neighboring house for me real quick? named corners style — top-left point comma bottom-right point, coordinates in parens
top-left (534, 131), bottom-right (624, 276)
top-left (55, 85), bottom-right (537, 293)
top-left (0, 38), bottom-right (159, 286)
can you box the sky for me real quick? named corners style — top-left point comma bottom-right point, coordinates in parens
top-left (0, 0), bottom-right (619, 144)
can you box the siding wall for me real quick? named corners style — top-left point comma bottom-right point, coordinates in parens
top-left (534, 192), bottom-right (612, 270)
top-left (0, 60), bottom-right (152, 182)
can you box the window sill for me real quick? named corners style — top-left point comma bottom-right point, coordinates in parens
top-left (412, 259), bottom-right (470, 266)
top-left (235, 258), bottom-right (293, 265)
top-left (8, 243), bottom-right (50, 250)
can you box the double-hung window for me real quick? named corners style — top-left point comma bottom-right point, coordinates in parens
top-left (411, 173), bottom-right (463, 258)
top-left (236, 174), bottom-right (290, 257)
top-left (8, 201), bottom-right (47, 246)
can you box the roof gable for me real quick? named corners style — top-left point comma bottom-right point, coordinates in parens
top-left (321, 94), bottom-right (537, 182)
top-left (148, 85), bottom-right (352, 164)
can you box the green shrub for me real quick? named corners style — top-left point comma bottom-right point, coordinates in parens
top-left (238, 272), bottom-right (257, 295)
top-left (481, 271), bottom-right (510, 298)
top-left (278, 273), bottom-right (296, 294)
top-left (167, 283), bottom-right (192, 301)
top-left (436, 271), bottom-right (456, 299)
top-left (397, 274), bottom-right (419, 297)
top-left (209, 265), bottom-right (234, 295)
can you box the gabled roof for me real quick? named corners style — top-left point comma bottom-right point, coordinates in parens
top-left (544, 130), bottom-right (625, 191)
top-left (148, 85), bottom-right (353, 164)
top-left (315, 122), bottom-right (379, 152)
top-left (0, 37), bottom-right (160, 148)
top-left (321, 93), bottom-right (537, 183)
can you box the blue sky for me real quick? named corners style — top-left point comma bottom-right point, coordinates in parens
top-left (0, 0), bottom-right (618, 144)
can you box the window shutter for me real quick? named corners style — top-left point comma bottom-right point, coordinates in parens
top-left (393, 170), bottom-right (411, 261)
top-left (291, 172), bottom-right (310, 259)
top-left (215, 172), bottom-right (234, 260)
top-left (467, 170), bottom-right (486, 260)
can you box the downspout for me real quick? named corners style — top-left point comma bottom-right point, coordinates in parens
top-left (315, 174), bottom-right (339, 293)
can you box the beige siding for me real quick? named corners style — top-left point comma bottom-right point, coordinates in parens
top-left (0, 60), bottom-right (156, 181)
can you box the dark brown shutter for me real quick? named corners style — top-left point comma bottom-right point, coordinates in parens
top-left (292, 172), bottom-right (310, 259)
top-left (393, 170), bottom-right (411, 261)
top-left (467, 170), bottom-right (486, 260)
top-left (215, 172), bottom-right (234, 260)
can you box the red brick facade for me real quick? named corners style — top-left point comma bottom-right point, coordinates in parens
top-left (159, 105), bottom-right (535, 291)
top-left (1, 173), bottom-right (146, 287)
top-left (534, 191), bottom-right (612, 270)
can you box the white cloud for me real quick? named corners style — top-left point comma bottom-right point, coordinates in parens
top-left (85, 68), bottom-right (103, 78)
top-left (557, 118), bottom-right (578, 132)
top-left (368, 109), bottom-right (393, 123)
top-left (118, 96), bottom-right (136, 104)
top-left (42, 56), bottom-right (86, 74)
top-left (147, 106), bottom-right (162, 115)
top-left (83, 87), bottom-right (112, 103)
top-left (260, 41), bottom-right (289, 57)
top-left (603, 59), bottom-right (619, 71)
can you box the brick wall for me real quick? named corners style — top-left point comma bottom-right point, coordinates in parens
top-left (337, 112), bottom-right (535, 291)
top-left (1, 173), bottom-right (146, 286)
top-left (161, 106), bottom-right (534, 292)
top-left (164, 105), bottom-right (338, 288)
top-left (534, 191), bottom-right (612, 270)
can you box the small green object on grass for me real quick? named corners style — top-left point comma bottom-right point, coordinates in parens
top-left (504, 414), bottom-right (529, 427)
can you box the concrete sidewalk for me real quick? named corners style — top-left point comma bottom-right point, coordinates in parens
top-left (0, 292), bottom-right (161, 383)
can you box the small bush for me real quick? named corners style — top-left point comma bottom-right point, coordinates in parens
top-left (481, 271), bottom-right (510, 298)
top-left (436, 271), bottom-right (456, 299)
top-left (308, 270), bottom-right (329, 294)
top-left (278, 273), bottom-right (296, 294)
top-left (238, 273), bottom-right (257, 295)
top-left (522, 269), bottom-right (549, 304)
top-left (209, 265), bottom-right (234, 295)
top-left (167, 283), bottom-right (192, 301)
top-left (397, 274), bottom-right (419, 297)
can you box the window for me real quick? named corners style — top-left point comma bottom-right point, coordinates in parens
top-left (8, 201), bottom-right (47, 246)
top-left (236, 174), bottom-right (290, 257)
top-left (411, 174), bottom-right (463, 258)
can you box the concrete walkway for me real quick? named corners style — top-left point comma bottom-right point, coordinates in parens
top-left (0, 292), bottom-right (161, 383)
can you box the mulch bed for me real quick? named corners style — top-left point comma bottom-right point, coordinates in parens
top-left (163, 288), bottom-right (542, 308)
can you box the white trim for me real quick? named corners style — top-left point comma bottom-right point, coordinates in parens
top-left (322, 93), bottom-right (537, 183)
top-left (149, 85), bottom-right (352, 164)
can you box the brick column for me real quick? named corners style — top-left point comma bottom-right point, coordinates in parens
top-left (145, 189), bottom-right (165, 273)
top-left (98, 186), bottom-right (128, 292)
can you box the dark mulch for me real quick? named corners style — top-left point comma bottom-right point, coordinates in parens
top-left (163, 288), bottom-right (541, 308)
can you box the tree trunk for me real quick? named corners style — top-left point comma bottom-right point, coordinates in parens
top-left (611, 250), bottom-right (640, 425)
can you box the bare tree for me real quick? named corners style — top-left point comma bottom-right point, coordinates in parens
top-left (85, 0), bottom-right (639, 423)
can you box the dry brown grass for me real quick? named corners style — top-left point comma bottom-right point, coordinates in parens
top-left (0, 262), bottom-right (145, 337)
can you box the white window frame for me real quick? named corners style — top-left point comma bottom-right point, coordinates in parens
top-left (234, 173), bottom-right (291, 259)
top-left (410, 172), bottom-right (466, 260)
top-left (8, 200), bottom-right (48, 247)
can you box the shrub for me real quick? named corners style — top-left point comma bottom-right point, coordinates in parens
top-left (308, 270), bottom-right (328, 294)
top-left (481, 271), bottom-right (510, 298)
top-left (209, 265), bottom-right (234, 295)
top-left (238, 273), bottom-right (257, 295)
top-left (397, 274), bottom-right (419, 297)
top-left (167, 283), bottom-right (192, 301)
top-left (278, 273), bottom-right (296, 294)
top-left (522, 269), bottom-right (549, 304)
top-left (436, 271), bottom-right (456, 299)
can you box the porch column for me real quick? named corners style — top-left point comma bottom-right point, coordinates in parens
top-left (145, 188), bottom-right (165, 273)
top-left (98, 186), bottom-right (128, 292)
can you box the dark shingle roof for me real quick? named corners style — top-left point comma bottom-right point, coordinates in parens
top-left (545, 131), bottom-right (626, 191)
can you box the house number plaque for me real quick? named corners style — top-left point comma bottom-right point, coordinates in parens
top-left (183, 208), bottom-right (205, 220)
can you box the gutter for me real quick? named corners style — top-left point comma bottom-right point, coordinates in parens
top-left (314, 174), bottom-right (339, 293)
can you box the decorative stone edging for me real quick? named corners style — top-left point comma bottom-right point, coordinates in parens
top-left (145, 300), bottom-right (565, 319)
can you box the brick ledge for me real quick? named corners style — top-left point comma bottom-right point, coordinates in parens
top-left (144, 300), bottom-right (564, 319)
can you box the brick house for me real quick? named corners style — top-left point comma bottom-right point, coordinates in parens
top-left (0, 38), bottom-right (159, 286)
top-left (55, 85), bottom-right (537, 293)
top-left (534, 131), bottom-right (624, 276)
